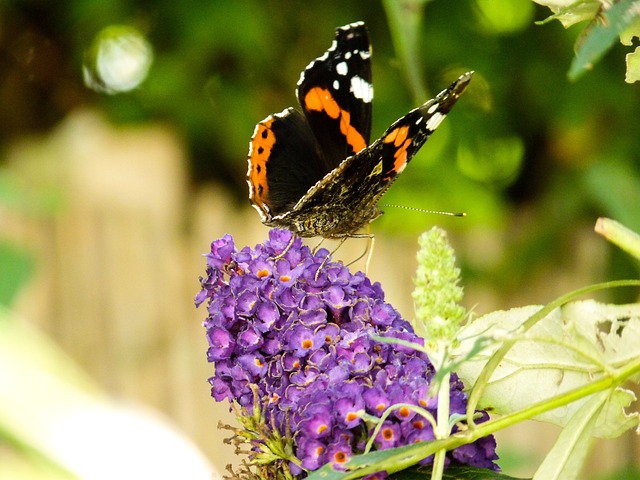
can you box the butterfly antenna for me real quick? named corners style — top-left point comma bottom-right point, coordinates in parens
top-left (379, 204), bottom-right (466, 217)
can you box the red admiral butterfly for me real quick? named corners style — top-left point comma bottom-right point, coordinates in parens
top-left (247, 21), bottom-right (472, 239)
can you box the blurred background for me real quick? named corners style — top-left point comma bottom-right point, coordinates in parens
top-left (1, 0), bottom-right (639, 478)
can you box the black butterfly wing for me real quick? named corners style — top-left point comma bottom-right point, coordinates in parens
top-left (296, 21), bottom-right (373, 170)
top-left (247, 108), bottom-right (326, 220)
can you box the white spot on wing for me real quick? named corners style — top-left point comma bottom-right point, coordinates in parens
top-left (333, 79), bottom-right (340, 90)
top-left (341, 21), bottom-right (365, 30)
top-left (350, 75), bottom-right (373, 103)
top-left (426, 102), bottom-right (439, 114)
top-left (426, 112), bottom-right (446, 131)
top-left (336, 61), bottom-right (348, 76)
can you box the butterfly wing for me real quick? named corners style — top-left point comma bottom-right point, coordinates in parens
top-left (365, 72), bottom-right (474, 190)
top-left (247, 108), bottom-right (326, 220)
top-left (274, 72), bottom-right (474, 237)
top-left (297, 21), bottom-right (373, 169)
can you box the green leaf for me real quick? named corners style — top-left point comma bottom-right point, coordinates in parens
top-left (532, 391), bottom-right (608, 480)
top-left (625, 46), bottom-right (640, 83)
top-left (453, 300), bottom-right (640, 437)
top-left (569, 0), bottom-right (640, 80)
top-left (305, 441), bottom-right (439, 480)
top-left (305, 440), bottom-right (520, 480)
top-left (533, 0), bottom-right (600, 28)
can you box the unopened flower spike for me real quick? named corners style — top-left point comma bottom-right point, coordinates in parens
top-left (412, 227), bottom-right (466, 353)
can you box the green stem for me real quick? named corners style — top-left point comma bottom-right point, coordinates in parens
top-left (431, 370), bottom-right (450, 480)
top-left (381, 0), bottom-right (429, 102)
top-left (595, 217), bottom-right (640, 260)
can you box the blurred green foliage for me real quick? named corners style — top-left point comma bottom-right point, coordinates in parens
top-left (0, 241), bottom-right (33, 307)
top-left (1, 0), bottom-right (639, 295)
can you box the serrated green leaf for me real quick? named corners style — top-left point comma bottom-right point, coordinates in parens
top-left (453, 300), bottom-right (640, 437)
top-left (595, 386), bottom-right (638, 437)
top-left (569, 0), bottom-right (640, 80)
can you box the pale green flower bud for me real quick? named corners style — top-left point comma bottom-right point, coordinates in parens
top-left (412, 227), bottom-right (466, 350)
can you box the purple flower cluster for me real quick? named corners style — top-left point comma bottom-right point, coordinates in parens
top-left (196, 229), bottom-right (498, 477)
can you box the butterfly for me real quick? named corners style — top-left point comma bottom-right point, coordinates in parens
top-left (247, 21), bottom-right (472, 239)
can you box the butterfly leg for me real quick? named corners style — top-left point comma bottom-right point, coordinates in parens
top-left (274, 231), bottom-right (298, 260)
top-left (345, 234), bottom-right (375, 274)
top-left (364, 234), bottom-right (375, 274)
top-left (314, 237), bottom-right (348, 280)
top-left (312, 237), bottom-right (327, 255)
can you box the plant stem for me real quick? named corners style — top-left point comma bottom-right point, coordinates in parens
top-left (431, 369), bottom-right (450, 480)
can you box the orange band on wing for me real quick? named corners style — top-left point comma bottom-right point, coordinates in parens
top-left (304, 87), bottom-right (367, 153)
top-left (248, 117), bottom-right (277, 207)
top-left (383, 126), bottom-right (412, 179)
top-left (383, 125), bottom-right (409, 147)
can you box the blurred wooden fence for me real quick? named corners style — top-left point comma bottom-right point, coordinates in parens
top-left (2, 109), bottom-right (637, 478)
